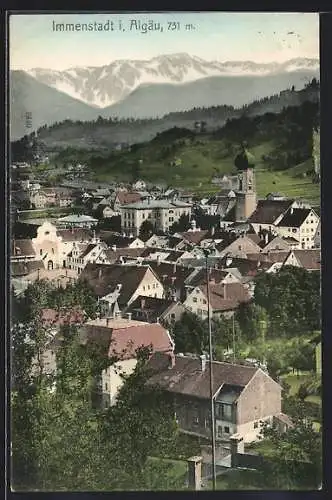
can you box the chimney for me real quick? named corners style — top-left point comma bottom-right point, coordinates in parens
top-left (230, 434), bottom-right (245, 468)
top-left (223, 283), bottom-right (227, 299)
top-left (211, 225), bottom-right (215, 237)
top-left (173, 262), bottom-right (177, 273)
top-left (168, 352), bottom-right (175, 369)
top-left (187, 456), bottom-right (203, 491)
top-left (200, 354), bottom-right (206, 372)
top-left (140, 297), bottom-right (146, 310)
top-left (112, 245), bottom-right (117, 252)
top-left (98, 268), bottom-right (102, 279)
top-left (157, 254), bottom-right (161, 265)
top-left (106, 317), bottom-right (111, 327)
top-left (126, 312), bottom-right (132, 321)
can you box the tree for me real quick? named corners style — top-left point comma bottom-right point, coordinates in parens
top-left (171, 312), bottom-right (207, 354)
top-left (259, 410), bottom-right (322, 489)
top-left (169, 214), bottom-right (190, 234)
top-left (139, 219), bottom-right (154, 240)
top-left (235, 302), bottom-right (269, 342)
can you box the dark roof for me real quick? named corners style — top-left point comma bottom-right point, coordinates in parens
top-left (11, 260), bottom-right (44, 277)
top-left (79, 243), bottom-right (98, 259)
top-left (11, 239), bottom-right (35, 257)
top-left (147, 261), bottom-right (193, 287)
top-left (178, 230), bottom-right (209, 245)
top-left (79, 263), bottom-right (152, 304)
top-left (222, 204), bottom-right (237, 222)
top-left (98, 232), bottom-right (141, 247)
top-left (277, 208), bottom-right (312, 228)
top-left (127, 296), bottom-right (178, 318)
top-left (186, 268), bottom-right (230, 288)
top-left (222, 256), bottom-right (272, 276)
top-left (105, 248), bottom-right (145, 262)
top-left (246, 251), bottom-right (290, 264)
top-left (146, 353), bottom-right (258, 399)
top-left (248, 199), bottom-right (294, 224)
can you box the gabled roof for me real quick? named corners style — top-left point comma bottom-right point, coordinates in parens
top-left (178, 230), bottom-right (209, 245)
top-left (246, 251), bottom-right (290, 264)
top-left (288, 249), bottom-right (321, 270)
top-left (98, 232), bottom-right (142, 247)
top-left (185, 268), bottom-right (233, 288)
top-left (81, 320), bottom-right (173, 360)
top-left (41, 307), bottom-right (85, 326)
top-left (107, 247), bottom-right (145, 258)
top-left (277, 208), bottom-right (312, 228)
top-left (115, 191), bottom-right (142, 205)
top-left (79, 263), bottom-right (155, 305)
top-left (146, 353), bottom-right (258, 399)
top-left (198, 282), bottom-right (251, 311)
top-left (147, 261), bottom-right (193, 286)
top-left (248, 199), bottom-right (294, 224)
top-left (127, 296), bottom-right (179, 318)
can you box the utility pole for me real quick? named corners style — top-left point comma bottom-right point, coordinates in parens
top-left (203, 248), bottom-right (217, 490)
top-left (232, 314), bottom-right (236, 364)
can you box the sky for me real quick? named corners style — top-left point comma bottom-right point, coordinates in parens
top-left (10, 12), bottom-right (319, 70)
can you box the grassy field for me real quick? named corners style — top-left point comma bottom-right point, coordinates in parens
top-left (86, 136), bottom-right (320, 203)
top-left (147, 456), bottom-right (188, 489)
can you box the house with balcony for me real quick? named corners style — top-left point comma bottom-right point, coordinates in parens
top-left (145, 353), bottom-right (282, 443)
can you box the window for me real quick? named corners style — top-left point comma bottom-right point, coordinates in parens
top-left (40, 249), bottom-right (43, 255)
top-left (169, 217), bottom-right (174, 222)
top-left (224, 426), bottom-right (230, 434)
top-left (292, 228), bottom-right (297, 233)
top-left (153, 283), bottom-right (155, 289)
top-left (169, 210), bottom-right (174, 214)
top-left (218, 426), bottom-right (223, 438)
top-left (203, 299), bottom-right (207, 304)
top-left (143, 286), bottom-right (145, 291)
top-left (148, 285), bottom-right (150, 290)
top-left (105, 382), bottom-right (108, 391)
top-left (216, 403), bottom-right (232, 421)
top-left (45, 231), bottom-right (50, 235)
top-left (238, 245), bottom-right (242, 251)
top-left (192, 408), bottom-right (199, 426)
top-left (193, 297), bottom-right (197, 303)
top-left (254, 421), bottom-right (259, 429)
top-left (51, 248), bottom-right (54, 254)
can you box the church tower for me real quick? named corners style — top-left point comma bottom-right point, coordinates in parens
top-left (234, 145), bottom-right (257, 222)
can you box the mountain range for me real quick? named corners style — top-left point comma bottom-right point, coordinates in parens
top-left (10, 53), bottom-right (319, 139)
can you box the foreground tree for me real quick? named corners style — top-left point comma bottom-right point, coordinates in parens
top-left (258, 407), bottom-right (322, 489)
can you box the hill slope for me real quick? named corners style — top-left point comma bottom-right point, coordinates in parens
top-left (102, 70), bottom-right (318, 119)
top-left (10, 71), bottom-right (99, 140)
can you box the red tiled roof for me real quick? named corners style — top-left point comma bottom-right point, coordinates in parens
top-left (178, 230), bottom-right (209, 245)
top-left (82, 322), bottom-right (173, 360)
top-left (41, 308), bottom-right (86, 326)
top-left (116, 191), bottom-right (142, 205)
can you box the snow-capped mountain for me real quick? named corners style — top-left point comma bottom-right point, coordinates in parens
top-left (26, 53), bottom-right (319, 108)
